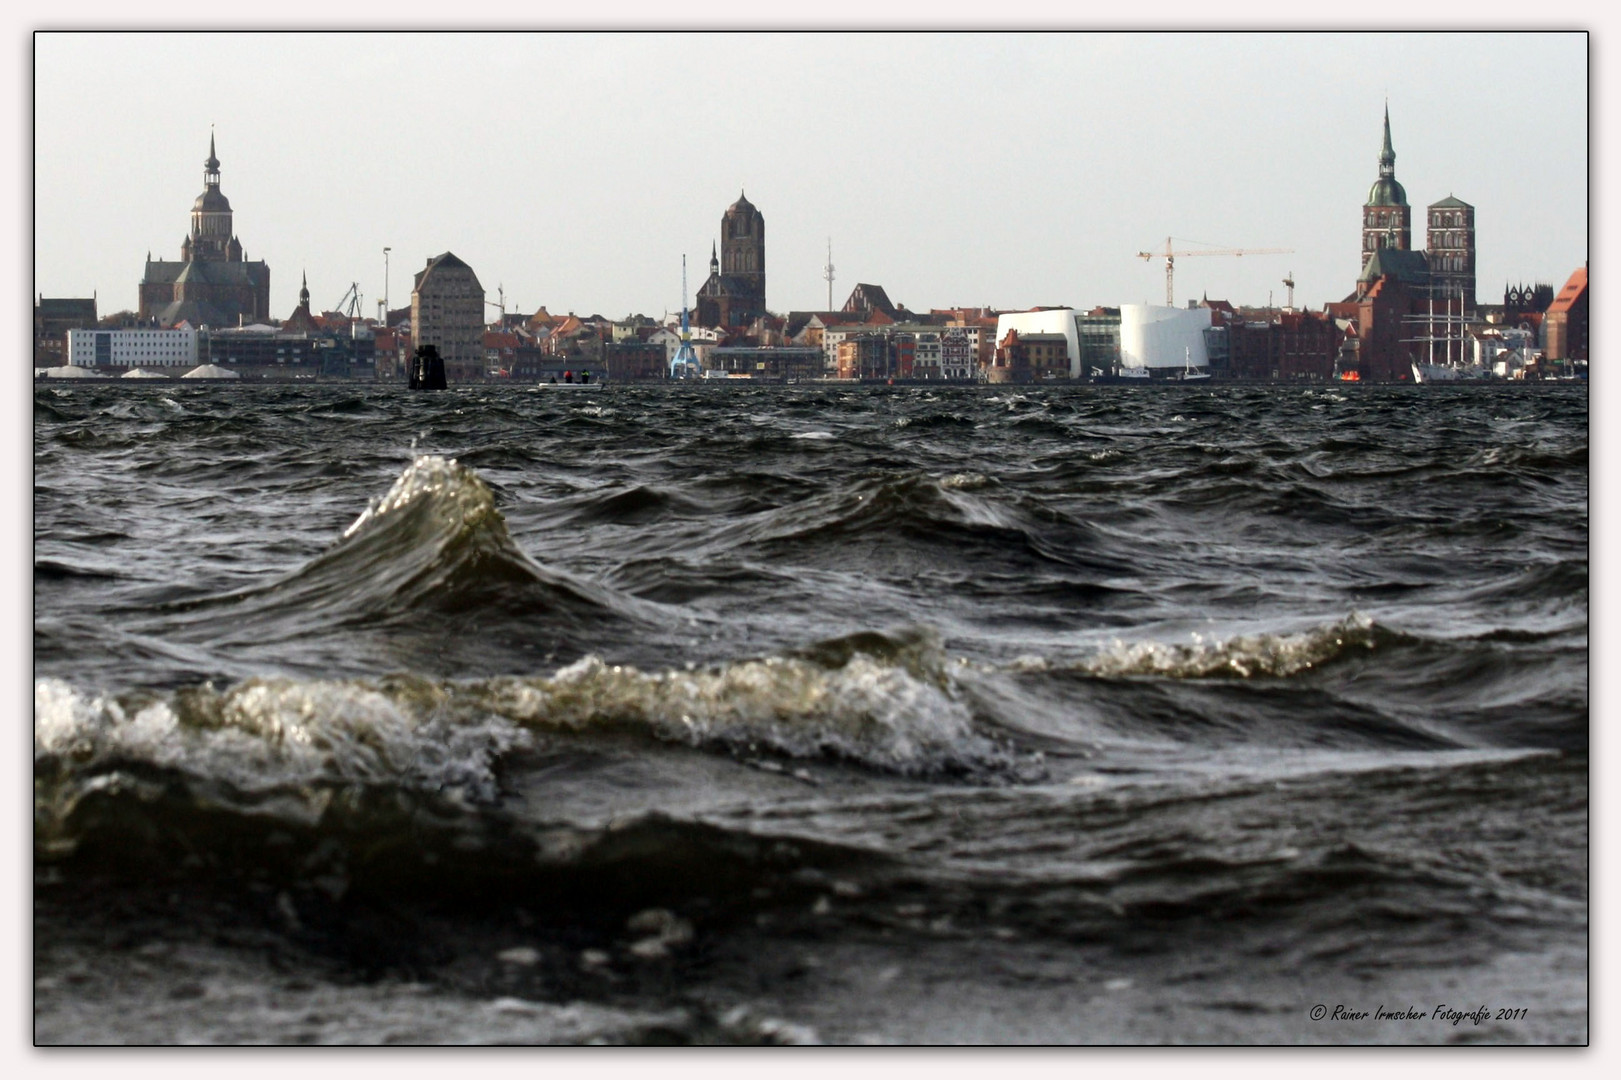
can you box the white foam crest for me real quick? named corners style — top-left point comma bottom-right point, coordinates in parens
top-left (939, 472), bottom-right (990, 490)
top-left (478, 650), bottom-right (1008, 775)
top-left (35, 676), bottom-right (531, 803)
top-left (343, 455), bottom-right (496, 540)
top-left (1073, 613), bottom-right (1378, 680)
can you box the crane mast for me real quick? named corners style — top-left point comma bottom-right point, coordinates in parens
top-left (671, 255), bottom-right (699, 378)
top-left (483, 284), bottom-right (506, 322)
top-left (332, 282), bottom-right (363, 320)
top-left (1137, 237), bottom-right (1293, 307)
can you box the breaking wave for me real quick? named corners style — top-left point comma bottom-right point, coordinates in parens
top-left (1037, 613), bottom-right (1386, 680)
top-left (34, 628), bottom-right (1028, 860)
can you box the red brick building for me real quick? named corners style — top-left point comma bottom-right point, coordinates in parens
top-left (604, 340), bottom-right (668, 382)
top-left (1543, 265), bottom-right (1588, 363)
top-left (1223, 311), bottom-right (1341, 381)
top-left (1356, 274), bottom-right (1423, 382)
top-left (989, 330), bottom-right (1068, 384)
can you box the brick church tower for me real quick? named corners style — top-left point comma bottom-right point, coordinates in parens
top-left (696, 191), bottom-right (767, 328)
top-left (1360, 105), bottom-right (1412, 272)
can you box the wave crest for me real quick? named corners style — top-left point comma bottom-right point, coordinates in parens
top-left (478, 629), bottom-right (1017, 776)
top-left (35, 675), bottom-right (532, 849)
top-left (1059, 613), bottom-right (1381, 679)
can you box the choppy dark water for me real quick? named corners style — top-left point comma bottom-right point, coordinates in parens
top-left (34, 382), bottom-right (1588, 1044)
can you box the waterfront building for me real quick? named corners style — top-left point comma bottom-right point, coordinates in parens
top-left (835, 334), bottom-right (891, 380)
top-left (35, 296), bottom-right (97, 367)
top-left (821, 322), bottom-right (874, 371)
top-left (1216, 311), bottom-right (1340, 381)
top-left (67, 326), bottom-right (197, 370)
top-left (482, 330), bottom-right (522, 376)
top-left (994, 309), bottom-right (1080, 377)
top-left (905, 331), bottom-right (944, 379)
top-left (989, 330), bottom-right (1069, 384)
top-left (708, 345), bottom-right (823, 382)
top-left (1117, 305), bottom-right (1212, 373)
top-left (1361, 105), bottom-right (1413, 271)
top-left (1353, 260), bottom-right (1429, 382)
top-left (374, 328), bottom-right (409, 379)
top-left (932, 309), bottom-right (1000, 372)
top-left (939, 328), bottom-right (975, 380)
top-left (411, 252), bottom-right (485, 382)
top-left (1469, 325), bottom-right (1537, 377)
top-left (139, 135), bottom-right (270, 328)
top-left (1076, 307), bottom-right (1122, 377)
top-left (202, 319), bottom-right (375, 377)
top-left (604, 340), bottom-right (669, 382)
top-left (1543, 265), bottom-right (1589, 364)
top-left (695, 192), bottom-right (767, 328)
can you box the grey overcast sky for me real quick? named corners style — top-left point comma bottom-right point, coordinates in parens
top-left (32, 28), bottom-right (1589, 322)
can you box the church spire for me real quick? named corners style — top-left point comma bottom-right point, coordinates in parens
top-left (710, 241), bottom-right (719, 276)
top-left (204, 129), bottom-right (221, 188)
top-left (1379, 102), bottom-right (1395, 176)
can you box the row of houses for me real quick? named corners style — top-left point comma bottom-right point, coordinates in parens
top-left (36, 261), bottom-right (1587, 385)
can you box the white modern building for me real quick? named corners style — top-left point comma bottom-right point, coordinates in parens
top-left (1118, 305), bottom-right (1211, 371)
top-left (994, 309), bottom-right (1080, 377)
top-left (67, 326), bottom-right (199, 369)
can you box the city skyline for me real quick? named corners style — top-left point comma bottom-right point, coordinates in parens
top-left (34, 31), bottom-right (1588, 324)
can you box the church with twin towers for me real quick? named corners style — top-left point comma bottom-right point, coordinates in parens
top-left (1356, 104), bottom-right (1476, 311)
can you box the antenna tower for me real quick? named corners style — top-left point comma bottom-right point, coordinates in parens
top-left (823, 238), bottom-right (836, 310)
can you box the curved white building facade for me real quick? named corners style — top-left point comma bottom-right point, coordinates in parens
top-left (1119, 305), bottom-right (1211, 370)
top-left (993, 309), bottom-right (1079, 378)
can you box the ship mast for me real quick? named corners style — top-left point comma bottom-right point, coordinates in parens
top-left (672, 255), bottom-right (699, 378)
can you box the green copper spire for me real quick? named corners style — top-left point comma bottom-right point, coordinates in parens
top-left (1379, 102), bottom-right (1395, 174)
top-left (1366, 104), bottom-right (1407, 207)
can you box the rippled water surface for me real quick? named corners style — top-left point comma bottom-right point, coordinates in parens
top-left (34, 382), bottom-right (1588, 1044)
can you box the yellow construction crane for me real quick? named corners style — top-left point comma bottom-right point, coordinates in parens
top-left (483, 284), bottom-right (507, 323)
top-left (1137, 237), bottom-right (1293, 307)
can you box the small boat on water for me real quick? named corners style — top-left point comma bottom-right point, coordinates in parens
top-left (1090, 364), bottom-right (1151, 384)
top-left (535, 370), bottom-right (604, 389)
top-left (1412, 362), bottom-right (1456, 384)
top-left (1180, 346), bottom-right (1210, 381)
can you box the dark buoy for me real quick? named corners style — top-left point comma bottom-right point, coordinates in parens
top-left (408, 344), bottom-right (447, 390)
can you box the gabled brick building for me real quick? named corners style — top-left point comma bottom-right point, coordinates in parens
top-left (1543, 266), bottom-right (1588, 363)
